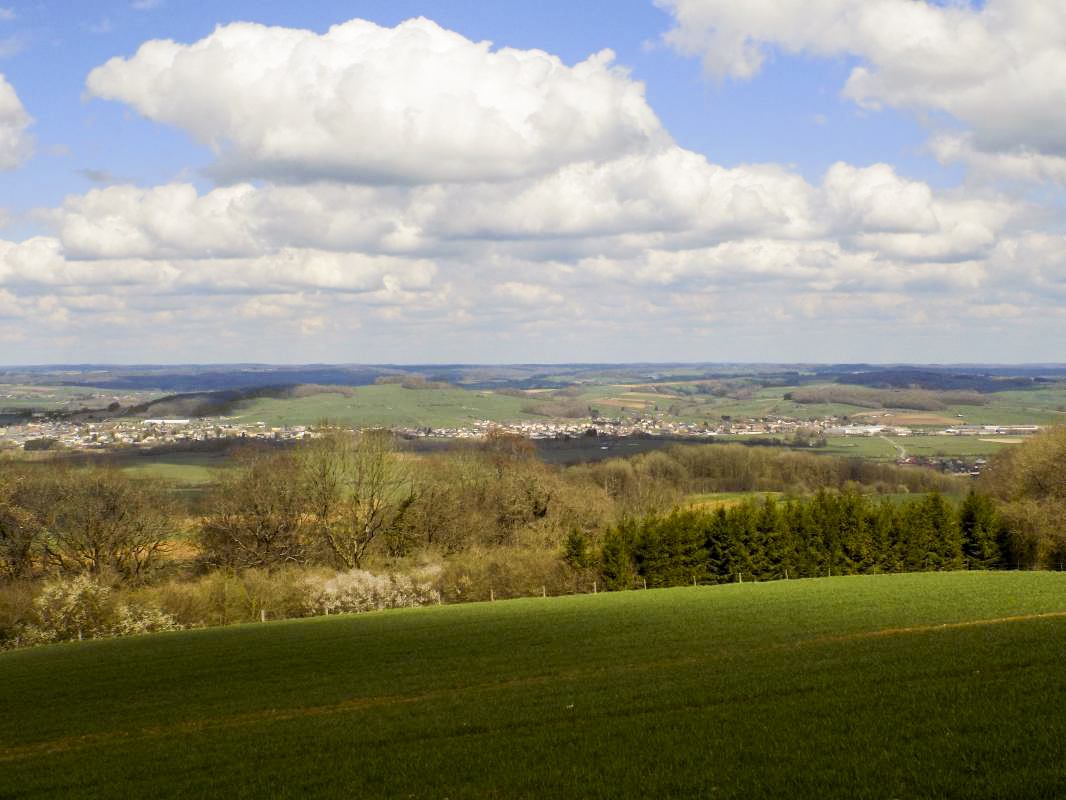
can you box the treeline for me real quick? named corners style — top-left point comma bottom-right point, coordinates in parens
top-left (5, 426), bottom-right (1066, 649)
top-left (785, 386), bottom-right (987, 411)
top-left (0, 435), bottom-right (965, 584)
top-left (582, 491), bottom-right (1007, 591)
top-left (374, 375), bottom-right (455, 390)
top-left (834, 368), bottom-right (1039, 393)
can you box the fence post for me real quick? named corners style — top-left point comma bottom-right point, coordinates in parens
top-left (593, 580), bottom-right (598, 594)
top-left (643, 577), bottom-right (647, 590)
top-left (738, 572), bottom-right (742, 584)
top-left (260, 609), bottom-right (266, 623)
top-left (542, 585), bottom-right (547, 598)
top-left (490, 588), bottom-right (495, 602)
top-left (692, 575), bottom-right (697, 587)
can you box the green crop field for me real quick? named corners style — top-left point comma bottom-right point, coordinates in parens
top-left (899, 435), bottom-right (1022, 459)
top-left (117, 452), bottom-right (229, 485)
top-left (2, 572), bottom-right (1064, 798)
top-left (226, 384), bottom-right (539, 428)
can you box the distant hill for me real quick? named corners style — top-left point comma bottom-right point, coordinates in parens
top-left (829, 368), bottom-right (1044, 392)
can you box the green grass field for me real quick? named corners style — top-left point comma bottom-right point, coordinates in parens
top-left (227, 384), bottom-right (539, 428)
top-left (117, 452), bottom-right (228, 485)
top-left (2, 572), bottom-right (1064, 798)
top-left (822, 433), bottom-right (1020, 461)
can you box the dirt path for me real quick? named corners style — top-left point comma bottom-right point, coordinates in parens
top-left (880, 435), bottom-right (906, 459)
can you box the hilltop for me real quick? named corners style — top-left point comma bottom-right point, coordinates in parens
top-left (1, 572), bottom-right (1064, 798)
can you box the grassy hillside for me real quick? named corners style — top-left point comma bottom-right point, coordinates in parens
top-left (226, 383), bottom-right (538, 428)
top-left (2, 572), bottom-right (1064, 798)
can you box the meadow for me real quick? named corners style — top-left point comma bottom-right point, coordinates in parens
top-left (225, 384), bottom-right (538, 428)
top-left (820, 434), bottom-right (1017, 460)
top-left (115, 451), bottom-right (226, 485)
top-left (2, 571), bottom-right (1064, 798)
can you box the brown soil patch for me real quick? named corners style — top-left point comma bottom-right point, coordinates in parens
top-left (851, 411), bottom-right (958, 426)
top-left (599, 398), bottom-right (649, 409)
top-left (619, 391), bottom-right (681, 400)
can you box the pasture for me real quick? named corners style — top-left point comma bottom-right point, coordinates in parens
top-left (822, 433), bottom-right (1018, 461)
top-left (116, 451), bottom-right (227, 485)
top-left (1, 572), bottom-right (1064, 798)
top-left (226, 384), bottom-right (538, 428)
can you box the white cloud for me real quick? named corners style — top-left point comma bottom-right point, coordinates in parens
top-left (822, 162), bottom-right (1013, 260)
top-left (495, 281), bottom-right (564, 306)
top-left (50, 152), bottom-right (1005, 272)
top-left (2, 15), bottom-right (1056, 361)
top-left (0, 74), bottom-right (31, 169)
top-left (86, 17), bottom-right (664, 184)
top-left (430, 148), bottom-right (819, 245)
top-left (657, 0), bottom-right (1066, 176)
top-left (930, 134), bottom-right (1066, 184)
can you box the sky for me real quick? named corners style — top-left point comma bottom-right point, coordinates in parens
top-left (1, 0), bottom-right (1065, 365)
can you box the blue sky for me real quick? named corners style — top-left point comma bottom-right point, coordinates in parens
top-left (0, 1), bottom-right (1064, 364)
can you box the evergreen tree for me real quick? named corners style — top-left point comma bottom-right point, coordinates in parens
top-left (958, 492), bottom-right (1004, 569)
top-left (600, 520), bottom-right (637, 590)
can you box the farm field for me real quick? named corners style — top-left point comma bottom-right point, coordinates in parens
top-left (0, 385), bottom-right (160, 412)
top-left (2, 572), bottom-right (1064, 798)
top-left (821, 433), bottom-right (1021, 460)
top-left (226, 384), bottom-right (539, 428)
top-left (581, 381), bottom-right (1066, 430)
top-left (116, 451), bottom-right (229, 485)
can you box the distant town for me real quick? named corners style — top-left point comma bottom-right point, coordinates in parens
top-left (0, 412), bottom-right (1043, 454)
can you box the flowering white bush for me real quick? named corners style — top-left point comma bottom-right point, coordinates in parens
top-left (110, 603), bottom-right (183, 637)
top-left (29, 574), bottom-right (114, 642)
top-left (4, 574), bottom-right (181, 649)
top-left (304, 566), bottom-right (441, 615)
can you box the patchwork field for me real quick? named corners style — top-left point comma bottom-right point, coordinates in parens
top-left (2, 572), bottom-right (1064, 798)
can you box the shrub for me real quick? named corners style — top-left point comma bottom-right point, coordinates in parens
top-left (304, 566), bottom-right (441, 615)
top-left (3, 574), bottom-right (180, 649)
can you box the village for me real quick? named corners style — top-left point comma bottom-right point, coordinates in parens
top-left (0, 410), bottom-right (1044, 453)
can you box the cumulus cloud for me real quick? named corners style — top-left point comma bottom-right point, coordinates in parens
top-left (657, 0), bottom-right (1066, 176)
top-left (0, 74), bottom-right (31, 169)
top-left (50, 153), bottom-right (1003, 272)
top-left (2, 15), bottom-right (1055, 361)
top-left (0, 235), bottom-right (435, 295)
top-left (86, 17), bottom-right (664, 184)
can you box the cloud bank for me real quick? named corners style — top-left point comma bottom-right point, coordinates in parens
top-left (0, 14), bottom-right (1061, 361)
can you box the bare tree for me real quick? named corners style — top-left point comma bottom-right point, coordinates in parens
top-left (199, 448), bottom-right (310, 570)
top-left (45, 467), bottom-right (174, 582)
top-left (0, 469), bottom-right (44, 580)
top-left (302, 430), bottom-right (412, 569)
